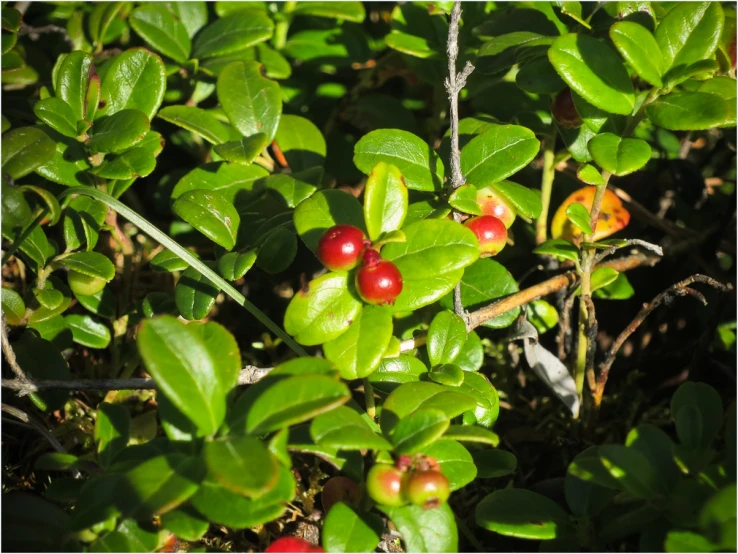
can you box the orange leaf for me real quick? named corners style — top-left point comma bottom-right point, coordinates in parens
top-left (551, 187), bottom-right (630, 243)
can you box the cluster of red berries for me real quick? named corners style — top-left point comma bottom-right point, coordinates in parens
top-left (365, 454), bottom-right (451, 510)
top-left (264, 537), bottom-right (324, 553)
top-left (317, 224), bottom-right (403, 305)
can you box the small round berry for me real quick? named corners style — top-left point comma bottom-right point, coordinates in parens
top-left (476, 185), bottom-right (517, 229)
top-left (68, 270), bottom-right (107, 296)
top-left (464, 216), bottom-right (508, 257)
top-left (366, 464), bottom-right (407, 507)
top-left (355, 250), bottom-right (403, 305)
top-left (265, 537), bottom-right (324, 553)
top-left (317, 224), bottom-right (367, 272)
top-left (552, 88), bottom-right (582, 129)
top-left (405, 470), bottom-right (451, 510)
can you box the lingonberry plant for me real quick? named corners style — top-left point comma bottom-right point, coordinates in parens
top-left (1, 1), bottom-right (735, 553)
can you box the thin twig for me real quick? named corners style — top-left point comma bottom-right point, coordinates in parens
top-left (556, 290), bottom-right (577, 360)
top-left (18, 23), bottom-right (73, 47)
top-left (582, 295), bottom-right (598, 395)
top-left (593, 238), bottom-right (664, 265)
top-left (2, 313), bottom-right (29, 383)
top-left (594, 274), bottom-right (733, 406)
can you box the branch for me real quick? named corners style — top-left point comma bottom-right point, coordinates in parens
top-left (2, 313), bottom-right (29, 383)
top-left (594, 274), bottom-right (733, 406)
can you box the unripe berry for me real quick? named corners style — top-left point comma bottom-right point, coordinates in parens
top-left (405, 470), bottom-right (450, 510)
top-left (552, 88), bottom-right (582, 129)
top-left (317, 225), bottom-right (367, 272)
top-left (68, 270), bottom-right (106, 296)
top-left (464, 216), bottom-right (507, 257)
top-left (355, 250), bottom-right (403, 306)
top-left (476, 185), bottom-right (516, 229)
top-left (366, 463), bottom-right (406, 507)
top-left (265, 537), bottom-right (324, 553)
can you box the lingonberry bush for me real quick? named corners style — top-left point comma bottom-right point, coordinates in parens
top-left (1, 1), bottom-right (735, 553)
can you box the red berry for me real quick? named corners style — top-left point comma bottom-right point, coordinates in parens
top-left (464, 216), bottom-right (507, 257)
top-left (265, 537), bottom-right (324, 553)
top-left (317, 225), bottom-right (367, 272)
top-left (366, 463), bottom-right (407, 507)
top-left (355, 250), bottom-right (403, 305)
top-left (405, 470), bottom-right (450, 510)
top-left (552, 88), bottom-right (582, 129)
top-left (476, 185), bottom-right (517, 229)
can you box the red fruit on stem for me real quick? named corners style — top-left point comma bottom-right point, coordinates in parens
top-left (265, 537), bottom-right (324, 553)
top-left (552, 88), bottom-right (582, 129)
top-left (317, 224), bottom-right (367, 271)
top-left (366, 463), bottom-right (407, 507)
top-left (476, 185), bottom-right (517, 229)
top-left (355, 250), bottom-right (403, 305)
top-left (405, 470), bottom-right (451, 510)
top-left (464, 216), bottom-right (507, 257)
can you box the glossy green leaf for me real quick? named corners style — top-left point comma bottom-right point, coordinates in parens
top-left (429, 364), bottom-right (464, 387)
top-left (218, 250), bottom-right (257, 281)
top-left (98, 48), bottom-right (166, 120)
top-left (476, 488), bottom-right (574, 540)
top-left (203, 436), bottom-right (279, 496)
top-left (130, 5), bottom-right (191, 63)
top-left (88, 2), bottom-right (124, 47)
top-left (390, 408), bottom-right (450, 454)
top-left (59, 252), bottom-right (115, 281)
top-left (461, 125), bottom-right (540, 188)
top-left (367, 355), bottom-right (429, 394)
top-left (293, 2), bottom-right (365, 22)
top-left (150, 249), bottom-right (192, 272)
top-left (655, 2), bottom-right (724, 74)
top-left (64, 195), bottom-right (108, 251)
top-left (565, 202), bottom-right (593, 235)
top-left (549, 33), bottom-right (635, 115)
top-left (427, 310), bottom-right (467, 367)
top-left (354, 129), bottom-right (444, 192)
top-left (671, 381), bottom-right (723, 451)
top-left (160, 506), bottom-right (209, 542)
top-left (422, 439), bottom-right (476, 491)
top-left (646, 92), bottom-right (733, 131)
top-left (1, 8), bottom-right (21, 32)
top-left (137, 315), bottom-right (226, 437)
top-left (599, 444), bottom-right (667, 498)
top-left (473, 449), bottom-right (518, 479)
top-left (443, 425), bottom-right (500, 447)
top-left (588, 133), bottom-right (651, 176)
top-left (664, 531), bottom-right (718, 553)
top-left (590, 267), bottom-right (620, 292)
top-left (33, 97), bottom-right (77, 138)
top-left (323, 305), bottom-right (393, 380)
top-left (528, 299), bottom-right (559, 334)
top-left (378, 503), bottom-right (458, 553)
top-left (34, 288), bottom-right (63, 310)
top-left (577, 164), bottom-right (605, 185)
top-left (172, 189), bottom-right (239, 250)
top-left (27, 278), bottom-right (71, 324)
top-left (626, 424), bottom-right (680, 493)
top-left (172, 161), bottom-right (268, 202)
top-left (476, 32), bottom-right (550, 75)
top-left (193, 11), bottom-right (274, 59)
top-left (262, 167), bottom-right (321, 208)
top-left (516, 57), bottom-right (567, 94)
top-left (175, 266), bottom-right (219, 321)
top-left (380, 382), bottom-right (476, 434)
top-left (593, 271), bottom-right (635, 300)
top-left (87, 109), bottom-right (150, 153)
top-left (34, 126), bottom-right (94, 187)
top-left (565, 451), bottom-right (617, 518)
top-left (293, 189), bottom-right (365, 253)
top-left (610, 21), bottom-right (663, 87)
top-left (214, 133), bottom-right (269, 164)
top-left (21, 185), bottom-right (62, 226)
top-left (448, 184), bottom-right (482, 216)
top-left (485, 180), bottom-right (542, 219)
top-left (157, 105), bottom-right (231, 144)
top-left (323, 502), bottom-right (382, 554)
top-left (458, 372), bottom-right (500, 428)
top-left (170, 2), bottom-right (208, 38)
top-left (95, 403), bottom-right (131, 468)
top-left (54, 51), bottom-right (94, 122)
top-left (311, 406), bottom-right (392, 451)
top-left (533, 239), bottom-right (579, 263)
top-left (65, 314), bottom-right (111, 349)
top-left (91, 131), bottom-right (163, 181)
top-left (453, 330), bottom-right (483, 372)
top-left (1, 126), bottom-right (55, 179)
top-left (2, 287), bottom-right (25, 325)
top-left (363, 162), bottom-right (408, 241)
top-left (274, 114), bottom-right (326, 171)
top-left (217, 61), bottom-right (281, 141)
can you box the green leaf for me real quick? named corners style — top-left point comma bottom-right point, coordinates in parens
top-left (33, 97), bottom-right (78, 138)
top-left (130, 5), bottom-right (191, 64)
top-left (21, 185), bottom-right (62, 226)
top-left (59, 252), bottom-right (115, 281)
top-left (150, 249), bottom-right (191, 272)
top-left (1, 8), bottom-right (21, 32)
top-left (516, 57), bottom-right (567, 94)
top-left (528, 299), bottom-right (559, 334)
top-left (292, 2), bottom-right (366, 22)
top-left (453, 330), bottom-right (483, 372)
top-left (626, 424), bottom-right (680, 493)
top-left (424, 439), bottom-right (476, 491)
top-left (476, 488), bottom-right (574, 540)
top-left (646, 92), bottom-right (733, 131)
top-left (488, 180), bottom-right (542, 219)
top-left (1, 127), bottom-right (55, 179)
top-left (368, 355), bottom-right (429, 394)
top-left (27, 278), bottom-right (71, 324)
top-left (34, 288), bottom-right (63, 310)
top-left (88, 2), bottom-right (124, 47)
top-left (593, 272), bottom-right (635, 300)
top-left (214, 133), bottom-right (269, 164)
top-left (64, 195), bottom-right (107, 251)
top-left (549, 33), bottom-right (635, 115)
top-left (203, 436), bottom-right (279, 496)
top-left (95, 403), bottom-right (131, 468)
top-left (588, 133), bottom-right (651, 176)
top-left (175, 265), bottom-right (219, 321)
top-left (283, 26), bottom-right (371, 67)
top-left (323, 502), bottom-right (381, 554)
top-left (700, 484), bottom-right (736, 550)
top-left (293, 189), bottom-right (365, 253)
top-left (599, 444), bottom-right (668, 498)
top-left (565, 202), bottom-right (593, 235)
top-left (354, 129), bottom-right (445, 192)
top-left (439, 258), bottom-right (520, 329)
top-left (157, 105), bottom-right (231, 144)
top-left (311, 406), bottom-right (392, 451)
top-left (98, 48), bottom-right (166, 120)
top-left (363, 162), bottom-right (408, 241)
top-left (671, 381), bottom-right (723, 451)
top-left (379, 503), bottom-right (458, 553)
top-left (665, 531), bottom-right (719, 553)
top-left (274, 114), bottom-right (326, 171)
top-left (443, 425), bottom-right (500, 447)
top-left (323, 305), bottom-right (393, 380)
top-left (590, 267), bottom-right (620, 293)
top-left (172, 161), bottom-right (268, 202)
top-left (577, 164), bottom-right (605, 185)
top-left (34, 126), bottom-right (94, 187)
top-left (472, 449), bottom-right (518, 478)
top-left (217, 61), bottom-right (281, 141)
top-left (533, 239), bottom-right (579, 263)
top-left (172, 189), bottom-right (239, 250)
top-left (429, 364), bottom-right (465, 387)
top-left (261, 167), bottom-right (321, 208)
top-left (458, 372), bottom-right (500, 428)
top-left (54, 51), bottom-right (94, 122)
top-left (35, 453), bottom-right (81, 472)
top-left (161, 506), bottom-right (209, 542)
top-left (218, 250), bottom-right (257, 281)
top-left (427, 310), bottom-right (467, 367)
top-left (655, 2), bottom-right (724, 74)
top-left (233, 374), bottom-right (351, 435)
top-left (448, 184), bottom-right (482, 216)
top-left (2, 287), bottom-right (25, 325)
top-left (91, 131), bottom-right (163, 181)
top-left (284, 272), bottom-right (362, 346)
top-left (12, 332), bottom-right (71, 411)
top-left (193, 11), bottom-right (274, 59)
top-left (461, 125), bottom-right (540, 188)
top-left (65, 314), bottom-right (111, 349)
top-left (137, 316), bottom-right (226, 437)
top-left (87, 110), bottom-right (150, 153)
top-left (610, 21), bottom-right (663, 87)
top-left (170, 2), bottom-right (208, 38)
top-left (390, 408), bottom-right (450, 454)
top-left (382, 219), bottom-right (479, 313)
